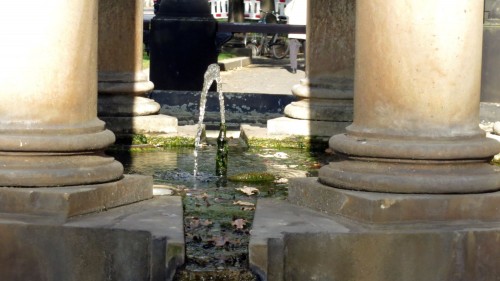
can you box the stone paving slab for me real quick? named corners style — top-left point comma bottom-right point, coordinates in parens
top-left (250, 196), bottom-right (500, 281)
top-left (219, 57), bottom-right (305, 95)
top-left (0, 195), bottom-right (184, 281)
top-left (218, 57), bottom-right (252, 71)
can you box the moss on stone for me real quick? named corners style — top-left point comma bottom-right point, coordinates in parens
top-left (109, 134), bottom-right (196, 151)
top-left (228, 172), bottom-right (276, 183)
top-left (243, 136), bottom-right (329, 151)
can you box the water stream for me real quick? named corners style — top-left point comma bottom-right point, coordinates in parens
top-left (194, 64), bottom-right (226, 179)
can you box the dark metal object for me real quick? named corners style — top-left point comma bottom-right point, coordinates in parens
top-left (149, 0), bottom-right (217, 91)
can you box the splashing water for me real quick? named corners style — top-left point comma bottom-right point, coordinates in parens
top-left (194, 64), bottom-right (226, 180)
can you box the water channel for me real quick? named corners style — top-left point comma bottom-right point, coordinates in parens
top-left (109, 141), bottom-right (333, 280)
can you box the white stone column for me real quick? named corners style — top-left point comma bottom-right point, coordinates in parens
top-left (98, 0), bottom-right (177, 135)
top-left (320, 0), bottom-right (500, 193)
top-left (268, 0), bottom-right (355, 137)
top-left (0, 1), bottom-right (123, 187)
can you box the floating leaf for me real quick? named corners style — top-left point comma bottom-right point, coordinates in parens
top-left (189, 217), bottom-right (200, 229)
top-left (236, 186), bottom-right (260, 196)
top-left (202, 219), bottom-right (213, 226)
top-left (233, 200), bottom-right (255, 207)
top-left (232, 219), bottom-right (247, 229)
top-left (274, 178), bottom-right (288, 184)
top-left (214, 236), bottom-right (230, 247)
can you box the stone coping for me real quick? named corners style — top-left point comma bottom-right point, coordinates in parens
top-left (289, 177), bottom-right (500, 224)
top-left (0, 175), bottom-right (153, 223)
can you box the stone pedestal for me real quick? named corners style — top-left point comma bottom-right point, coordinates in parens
top-left (0, 2), bottom-right (183, 279)
top-left (267, 0), bottom-right (355, 137)
top-left (98, 0), bottom-right (177, 135)
top-left (250, 1), bottom-right (500, 280)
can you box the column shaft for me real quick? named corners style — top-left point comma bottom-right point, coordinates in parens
top-left (284, 0), bottom-right (355, 121)
top-left (98, 0), bottom-right (177, 134)
top-left (320, 0), bottom-right (500, 193)
top-left (0, 1), bottom-right (123, 187)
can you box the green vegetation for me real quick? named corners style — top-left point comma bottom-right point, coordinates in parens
top-left (143, 51), bottom-right (150, 69)
top-left (228, 172), bottom-right (276, 183)
top-left (131, 134), bottom-right (195, 148)
top-left (143, 49), bottom-right (237, 68)
top-left (243, 135), bottom-right (329, 151)
top-left (218, 52), bottom-right (237, 61)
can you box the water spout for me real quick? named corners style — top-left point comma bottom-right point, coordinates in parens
top-left (194, 64), bottom-right (228, 179)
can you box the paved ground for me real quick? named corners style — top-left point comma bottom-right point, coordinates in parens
top-left (219, 56), bottom-right (306, 95)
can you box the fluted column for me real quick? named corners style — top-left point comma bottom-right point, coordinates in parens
top-left (319, 0), bottom-right (500, 193)
top-left (98, 0), bottom-right (177, 135)
top-left (0, 0), bottom-right (123, 187)
top-left (267, 0), bottom-right (355, 137)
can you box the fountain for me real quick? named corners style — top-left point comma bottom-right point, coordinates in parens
top-left (194, 64), bottom-right (228, 178)
top-left (108, 63), bottom-right (325, 279)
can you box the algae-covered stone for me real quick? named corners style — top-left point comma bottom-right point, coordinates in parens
top-left (228, 173), bottom-right (276, 183)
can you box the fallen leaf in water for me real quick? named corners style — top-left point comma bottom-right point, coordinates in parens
top-left (233, 200), bottom-right (255, 207)
top-left (232, 219), bottom-right (247, 229)
top-left (236, 186), bottom-right (259, 195)
top-left (310, 162), bottom-right (322, 169)
top-left (189, 217), bottom-right (200, 229)
top-left (274, 178), bottom-right (288, 184)
top-left (214, 236), bottom-right (230, 247)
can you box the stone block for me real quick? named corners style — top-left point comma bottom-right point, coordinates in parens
top-left (267, 116), bottom-right (350, 137)
top-left (0, 175), bottom-right (153, 223)
top-left (250, 198), bottom-right (500, 281)
top-left (288, 177), bottom-right (500, 224)
top-left (0, 196), bottom-right (184, 281)
top-left (218, 57), bottom-right (252, 71)
top-left (101, 114), bottom-right (178, 134)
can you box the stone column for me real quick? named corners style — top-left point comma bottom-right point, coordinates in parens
top-left (267, 0), bottom-right (355, 137)
top-left (98, 0), bottom-right (177, 135)
top-left (251, 1), bottom-right (500, 279)
top-left (0, 1), bottom-right (123, 187)
top-left (481, 0), bottom-right (500, 122)
top-left (320, 0), bottom-right (500, 193)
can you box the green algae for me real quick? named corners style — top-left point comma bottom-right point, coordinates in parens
top-left (243, 135), bottom-right (329, 151)
top-left (228, 172), bottom-right (276, 183)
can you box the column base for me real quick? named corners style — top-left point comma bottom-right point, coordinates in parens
top-left (98, 72), bottom-right (154, 95)
top-left (284, 99), bottom-right (353, 121)
top-left (0, 153), bottom-right (123, 187)
top-left (319, 157), bottom-right (500, 194)
top-left (100, 114), bottom-right (178, 134)
top-left (0, 195), bottom-right (184, 281)
top-left (98, 95), bottom-right (161, 116)
top-left (267, 116), bottom-right (350, 137)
